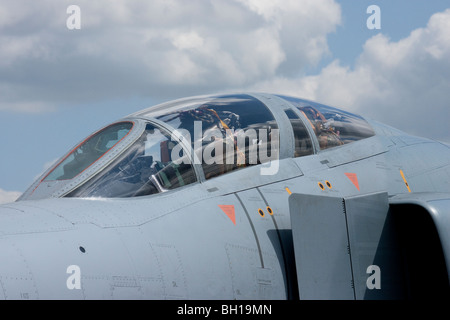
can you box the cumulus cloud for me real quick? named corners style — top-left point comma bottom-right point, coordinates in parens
top-left (1, 1), bottom-right (448, 143)
top-left (249, 9), bottom-right (450, 142)
top-left (0, 0), bottom-right (341, 111)
top-left (0, 189), bottom-right (21, 204)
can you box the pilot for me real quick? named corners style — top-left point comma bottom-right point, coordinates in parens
top-left (300, 106), bottom-right (343, 149)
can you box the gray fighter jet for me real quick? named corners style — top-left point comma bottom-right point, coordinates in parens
top-left (1, 93), bottom-right (449, 299)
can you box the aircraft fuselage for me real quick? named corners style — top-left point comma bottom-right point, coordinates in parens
top-left (1, 93), bottom-right (449, 299)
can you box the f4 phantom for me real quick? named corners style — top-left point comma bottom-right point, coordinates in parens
top-left (1, 93), bottom-right (449, 299)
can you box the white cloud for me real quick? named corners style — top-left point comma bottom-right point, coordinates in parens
top-left (0, 0), bottom-right (341, 112)
top-left (0, 189), bottom-right (21, 204)
top-left (172, 31), bottom-right (205, 50)
top-left (248, 9), bottom-right (450, 142)
top-left (2, 1), bottom-right (447, 143)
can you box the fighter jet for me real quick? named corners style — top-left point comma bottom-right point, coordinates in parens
top-left (1, 93), bottom-right (449, 300)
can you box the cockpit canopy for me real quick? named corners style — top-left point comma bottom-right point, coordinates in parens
top-left (19, 93), bottom-right (375, 201)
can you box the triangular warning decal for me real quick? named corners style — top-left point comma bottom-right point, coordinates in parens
top-left (345, 173), bottom-right (360, 191)
top-left (218, 205), bottom-right (236, 225)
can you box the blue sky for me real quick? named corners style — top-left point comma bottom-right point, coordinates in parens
top-left (327, 0), bottom-right (450, 67)
top-left (1, 0), bottom-right (450, 202)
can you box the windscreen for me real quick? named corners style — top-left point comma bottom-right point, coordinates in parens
top-left (44, 122), bottom-right (133, 181)
top-left (67, 123), bottom-right (197, 198)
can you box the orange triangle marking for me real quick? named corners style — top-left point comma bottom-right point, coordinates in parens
top-left (345, 173), bottom-right (360, 191)
top-left (218, 205), bottom-right (236, 225)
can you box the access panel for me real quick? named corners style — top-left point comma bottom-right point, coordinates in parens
top-left (289, 194), bottom-right (354, 299)
top-left (344, 192), bottom-right (406, 299)
top-left (290, 192), bottom-right (407, 300)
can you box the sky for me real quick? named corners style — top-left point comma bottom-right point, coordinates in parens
top-left (1, 0), bottom-right (449, 203)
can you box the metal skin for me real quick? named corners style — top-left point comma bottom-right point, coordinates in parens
top-left (0, 93), bottom-right (449, 300)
